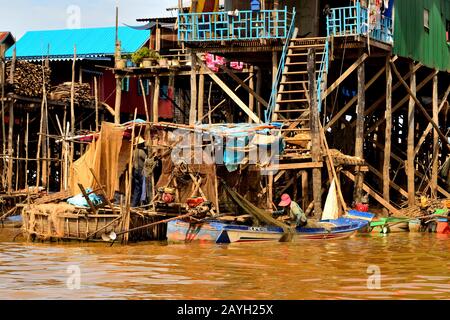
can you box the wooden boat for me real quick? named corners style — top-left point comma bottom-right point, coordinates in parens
top-left (167, 220), bottom-right (225, 242)
top-left (369, 217), bottom-right (410, 234)
top-left (167, 218), bottom-right (368, 243)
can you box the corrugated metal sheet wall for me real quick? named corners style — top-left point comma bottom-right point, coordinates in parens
top-left (393, 0), bottom-right (450, 72)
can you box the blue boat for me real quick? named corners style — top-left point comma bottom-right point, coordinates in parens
top-left (167, 218), bottom-right (368, 243)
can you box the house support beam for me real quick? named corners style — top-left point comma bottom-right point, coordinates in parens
top-left (308, 48), bottom-right (322, 218)
top-left (432, 74), bottom-right (439, 197)
top-left (354, 52), bottom-right (365, 203)
top-left (189, 52), bottom-right (197, 125)
top-left (383, 58), bottom-right (392, 205)
top-left (407, 62), bottom-right (416, 206)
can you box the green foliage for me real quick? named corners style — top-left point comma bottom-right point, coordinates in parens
top-left (131, 47), bottom-right (161, 65)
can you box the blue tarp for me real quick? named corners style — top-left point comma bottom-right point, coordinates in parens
top-left (67, 188), bottom-right (103, 208)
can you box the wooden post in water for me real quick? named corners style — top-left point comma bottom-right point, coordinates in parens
top-left (94, 76), bottom-right (99, 131)
top-left (7, 101), bottom-right (13, 193)
top-left (248, 66), bottom-right (255, 123)
top-left (383, 58), bottom-right (392, 205)
top-left (0, 44), bottom-right (5, 189)
top-left (354, 51), bottom-right (365, 203)
top-left (189, 52), bottom-right (197, 125)
top-left (308, 48), bottom-right (322, 218)
top-left (25, 113), bottom-right (29, 189)
top-left (70, 46), bottom-right (76, 170)
top-left (432, 73), bottom-right (439, 198)
top-left (255, 66), bottom-right (262, 120)
top-left (407, 61), bottom-right (416, 205)
top-left (198, 73), bottom-right (205, 123)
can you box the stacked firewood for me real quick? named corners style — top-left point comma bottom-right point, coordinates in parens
top-left (6, 61), bottom-right (51, 97)
top-left (399, 198), bottom-right (449, 217)
top-left (49, 82), bottom-right (94, 105)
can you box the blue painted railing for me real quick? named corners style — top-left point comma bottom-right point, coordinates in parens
top-left (265, 9), bottom-right (296, 123)
top-left (317, 39), bottom-right (329, 113)
top-left (178, 8), bottom-right (292, 42)
top-left (326, 2), bottom-right (393, 45)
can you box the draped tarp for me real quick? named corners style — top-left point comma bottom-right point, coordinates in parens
top-left (69, 122), bottom-right (131, 199)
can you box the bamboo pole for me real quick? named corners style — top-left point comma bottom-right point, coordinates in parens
top-left (407, 62), bottom-right (416, 205)
top-left (124, 109), bottom-right (138, 244)
top-left (0, 44), bottom-right (5, 189)
top-left (6, 102), bottom-right (13, 193)
top-left (198, 73), bottom-right (205, 122)
top-left (139, 78), bottom-right (150, 123)
top-left (432, 74), bottom-right (439, 197)
top-left (15, 134), bottom-right (19, 191)
top-left (189, 52), bottom-right (197, 125)
top-left (25, 113), bottom-right (29, 189)
top-left (94, 76), bottom-right (99, 131)
top-left (383, 58), bottom-right (392, 205)
top-left (153, 76), bottom-right (160, 122)
top-left (70, 45), bottom-right (76, 168)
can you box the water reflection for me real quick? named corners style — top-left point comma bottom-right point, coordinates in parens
top-left (0, 229), bottom-right (449, 300)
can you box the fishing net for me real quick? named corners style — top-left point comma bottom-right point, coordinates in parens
top-left (222, 182), bottom-right (295, 237)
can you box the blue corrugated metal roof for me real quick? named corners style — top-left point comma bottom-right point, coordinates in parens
top-left (6, 26), bottom-right (149, 60)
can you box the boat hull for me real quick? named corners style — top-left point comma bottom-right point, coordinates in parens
top-left (167, 218), bottom-right (368, 244)
top-left (167, 220), bottom-right (224, 242)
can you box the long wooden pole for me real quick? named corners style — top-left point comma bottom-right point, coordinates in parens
top-left (189, 52), bottom-right (197, 125)
top-left (383, 58), bottom-right (392, 204)
top-left (198, 73), bottom-right (205, 122)
top-left (139, 78), bottom-right (150, 122)
top-left (354, 51), bottom-right (365, 203)
top-left (308, 48), bottom-right (322, 218)
top-left (432, 74), bottom-right (439, 197)
top-left (94, 76), bottom-right (99, 131)
top-left (0, 44), bottom-right (5, 189)
top-left (25, 113), bottom-right (29, 188)
top-left (153, 75), bottom-right (160, 122)
top-left (407, 62), bottom-right (416, 205)
top-left (70, 45), bottom-right (76, 170)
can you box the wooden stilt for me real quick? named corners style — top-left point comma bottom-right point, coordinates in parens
top-left (432, 73), bottom-right (439, 197)
top-left (354, 52), bottom-right (365, 203)
top-left (301, 170), bottom-right (308, 211)
top-left (383, 58), bottom-right (392, 205)
top-left (189, 52), bottom-right (197, 125)
top-left (139, 78), bottom-right (150, 123)
top-left (0, 44), bottom-right (5, 189)
top-left (25, 113), bottom-right (29, 189)
top-left (7, 101), bottom-right (13, 193)
top-left (94, 76), bottom-right (99, 131)
top-left (407, 62), bottom-right (416, 205)
top-left (308, 48), bottom-right (322, 218)
top-left (255, 66), bottom-right (262, 120)
top-left (248, 66), bottom-right (255, 123)
top-left (152, 76), bottom-right (160, 123)
top-left (198, 73), bottom-right (204, 122)
top-left (15, 134), bottom-right (19, 191)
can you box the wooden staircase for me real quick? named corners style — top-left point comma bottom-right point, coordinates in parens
top-left (272, 37), bottom-right (327, 155)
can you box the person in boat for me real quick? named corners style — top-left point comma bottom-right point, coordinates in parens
top-left (279, 194), bottom-right (308, 227)
top-left (131, 136), bottom-right (148, 207)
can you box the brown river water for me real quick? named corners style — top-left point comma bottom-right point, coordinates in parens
top-left (0, 227), bottom-right (449, 300)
